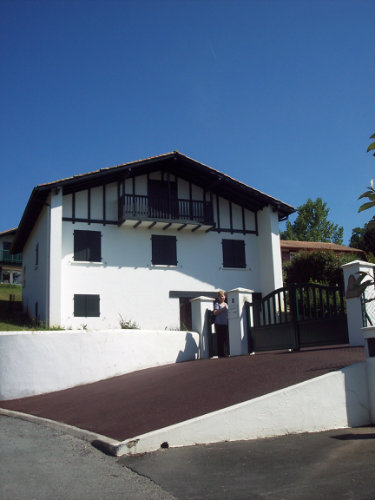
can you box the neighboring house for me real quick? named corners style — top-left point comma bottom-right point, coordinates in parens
top-left (280, 240), bottom-right (365, 264)
top-left (0, 228), bottom-right (22, 284)
top-left (12, 152), bottom-right (295, 329)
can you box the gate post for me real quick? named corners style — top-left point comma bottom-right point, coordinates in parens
top-left (341, 260), bottom-right (375, 346)
top-left (227, 288), bottom-right (253, 356)
top-left (191, 296), bottom-right (214, 359)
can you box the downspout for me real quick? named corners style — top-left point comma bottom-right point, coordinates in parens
top-left (45, 197), bottom-right (51, 328)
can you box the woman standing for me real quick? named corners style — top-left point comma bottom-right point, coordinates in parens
top-left (213, 290), bottom-right (229, 357)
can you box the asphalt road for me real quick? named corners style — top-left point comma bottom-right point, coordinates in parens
top-left (1, 415), bottom-right (374, 500)
top-left (0, 415), bottom-right (174, 500)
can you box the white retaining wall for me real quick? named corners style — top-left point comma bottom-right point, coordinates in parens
top-left (113, 361), bottom-right (370, 456)
top-left (0, 329), bottom-right (200, 400)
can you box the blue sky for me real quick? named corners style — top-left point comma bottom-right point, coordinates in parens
top-left (1, 0), bottom-right (374, 244)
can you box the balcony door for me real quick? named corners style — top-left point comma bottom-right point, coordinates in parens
top-left (148, 179), bottom-right (178, 220)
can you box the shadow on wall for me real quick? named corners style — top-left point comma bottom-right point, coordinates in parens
top-left (344, 362), bottom-right (371, 428)
top-left (176, 332), bottom-right (199, 363)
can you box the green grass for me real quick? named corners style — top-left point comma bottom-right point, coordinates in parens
top-left (0, 284), bottom-right (22, 301)
top-left (0, 284), bottom-right (60, 331)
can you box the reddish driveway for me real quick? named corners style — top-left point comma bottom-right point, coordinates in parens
top-left (1, 346), bottom-right (364, 441)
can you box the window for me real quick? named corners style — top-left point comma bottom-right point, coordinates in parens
top-left (151, 235), bottom-right (177, 265)
top-left (222, 239), bottom-right (246, 268)
top-left (74, 230), bottom-right (101, 262)
top-left (74, 294), bottom-right (100, 317)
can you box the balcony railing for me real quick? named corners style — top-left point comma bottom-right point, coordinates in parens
top-left (119, 194), bottom-right (214, 227)
top-left (0, 249), bottom-right (22, 265)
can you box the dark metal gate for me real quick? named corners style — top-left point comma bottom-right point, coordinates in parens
top-left (247, 283), bottom-right (348, 352)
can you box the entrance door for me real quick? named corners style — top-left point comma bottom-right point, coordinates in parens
top-left (179, 297), bottom-right (192, 331)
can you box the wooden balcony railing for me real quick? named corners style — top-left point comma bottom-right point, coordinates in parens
top-left (119, 194), bottom-right (214, 226)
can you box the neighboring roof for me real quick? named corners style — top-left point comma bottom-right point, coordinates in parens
top-left (280, 240), bottom-right (365, 254)
top-left (12, 151), bottom-right (295, 253)
top-left (0, 228), bottom-right (18, 238)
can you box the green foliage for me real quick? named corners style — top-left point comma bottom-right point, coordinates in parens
top-left (358, 133), bottom-right (375, 214)
top-left (0, 284), bottom-right (63, 331)
top-left (358, 182), bottom-right (375, 214)
top-left (283, 250), bottom-right (358, 287)
top-left (354, 133), bottom-right (375, 307)
top-left (280, 197), bottom-right (343, 244)
top-left (350, 217), bottom-right (375, 262)
top-left (367, 133), bottom-right (375, 156)
top-left (0, 284), bottom-right (22, 301)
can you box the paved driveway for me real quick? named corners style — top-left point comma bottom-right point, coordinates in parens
top-left (1, 346), bottom-right (365, 441)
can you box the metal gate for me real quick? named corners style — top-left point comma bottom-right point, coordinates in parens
top-left (247, 283), bottom-right (348, 352)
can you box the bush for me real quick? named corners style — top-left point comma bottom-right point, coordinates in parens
top-left (283, 251), bottom-right (359, 287)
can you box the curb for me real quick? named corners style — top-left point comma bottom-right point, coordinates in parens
top-left (0, 407), bottom-right (120, 455)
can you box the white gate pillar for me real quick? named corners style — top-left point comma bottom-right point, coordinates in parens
top-left (227, 288), bottom-right (253, 356)
top-left (341, 260), bottom-right (375, 346)
top-left (362, 327), bottom-right (375, 424)
top-left (191, 296), bottom-right (214, 359)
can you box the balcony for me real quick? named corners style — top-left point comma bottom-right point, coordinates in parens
top-left (0, 249), bottom-right (22, 265)
top-left (119, 194), bottom-right (215, 231)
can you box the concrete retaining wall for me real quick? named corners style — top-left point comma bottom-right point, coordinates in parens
top-left (0, 329), bottom-right (199, 400)
top-left (113, 362), bottom-right (370, 456)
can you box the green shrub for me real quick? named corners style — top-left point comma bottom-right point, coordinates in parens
top-left (283, 250), bottom-right (359, 287)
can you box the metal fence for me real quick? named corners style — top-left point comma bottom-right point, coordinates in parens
top-left (361, 284), bottom-right (375, 327)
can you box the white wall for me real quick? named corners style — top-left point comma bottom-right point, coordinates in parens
top-left (257, 206), bottom-right (283, 295)
top-left (60, 221), bottom-right (262, 329)
top-left (0, 329), bottom-right (200, 400)
top-left (22, 204), bottom-right (50, 323)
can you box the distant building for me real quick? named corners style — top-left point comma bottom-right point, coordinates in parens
top-left (280, 240), bottom-right (365, 264)
top-left (0, 228), bottom-right (22, 284)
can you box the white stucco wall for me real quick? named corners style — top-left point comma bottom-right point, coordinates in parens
top-left (257, 206), bottom-right (283, 295)
top-left (60, 222), bottom-right (262, 330)
top-left (0, 329), bottom-right (200, 400)
top-left (21, 204), bottom-right (50, 323)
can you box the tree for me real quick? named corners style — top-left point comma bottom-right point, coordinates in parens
top-left (283, 250), bottom-right (358, 287)
top-left (351, 133), bottom-right (375, 297)
top-left (358, 133), bottom-right (375, 216)
top-left (280, 197), bottom-right (344, 244)
top-left (350, 217), bottom-right (375, 262)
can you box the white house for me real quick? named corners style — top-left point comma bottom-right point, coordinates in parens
top-left (11, 152), bottom-right (294, 330)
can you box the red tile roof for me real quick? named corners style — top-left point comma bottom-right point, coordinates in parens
top-left (280, 240), bottom-right (364, 254)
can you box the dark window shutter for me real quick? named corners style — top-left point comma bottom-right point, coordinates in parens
top-left (74, 294), bottom-right (86, 316)
top-left (222, 239), bottom-right (246, 268)
top-left (87, 232), bottom-right (101, 262)
top-left (74, 294), bottom-right (100, 317)
top-left (86, 294), bottom-right (100, 317)
top-left (152, 235), bottom-right (177, 265)
top-left (74, 230), bottom-right (101, 262)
